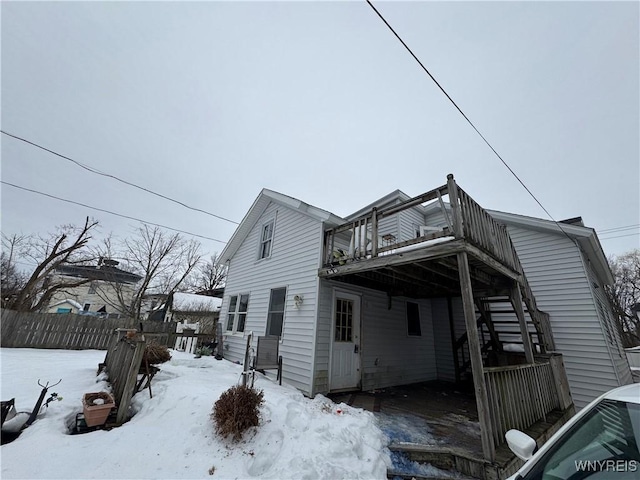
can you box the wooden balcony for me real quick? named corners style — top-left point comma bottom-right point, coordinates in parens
top-left (321, 175), bottom-right (522, 296)
top-left (319, 174), bottom-right (567, 462)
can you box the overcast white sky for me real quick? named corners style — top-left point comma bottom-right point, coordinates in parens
top-left (2, 1), bottom-right (638, 262)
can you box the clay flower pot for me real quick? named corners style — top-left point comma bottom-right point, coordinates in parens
top-left (82, 392), bottom-right (115, 427)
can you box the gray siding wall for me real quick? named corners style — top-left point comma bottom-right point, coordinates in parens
top-left (220, 202), bottom-right (323, 395)
top-left (424, 208), bottom-right (452, 230)
top-left (313, 280), bottom-right (437, 394)
top-left (398, 207), bottom-right (426, 242)
top-left (378, 214), bottom-right (399, 241)
top-left (582, 251), bottom-right (632, 386)
top-left (431, 298), bottom-right (456, 382)
top-left (506, 225), bottom-right (624, 408)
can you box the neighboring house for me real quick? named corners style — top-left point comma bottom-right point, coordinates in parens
top-left (140, 293), bottom-right (169, 321)
top-left (164, 292), bottom-right (222, 334)
top-left (219, 175), bottom-right (632, 462)
top-left (47, 299), bottom-right (83, 314)
top-left (47, 258), bottom-right (142, 318)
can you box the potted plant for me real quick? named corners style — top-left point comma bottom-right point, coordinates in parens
top-left (82, 392), bottom-right (115, 427)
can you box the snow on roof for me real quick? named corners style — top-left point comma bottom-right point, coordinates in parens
top-left (172, 292), bottom-right (221, 311)
top-left (50, 299), bottom-right (83, 310)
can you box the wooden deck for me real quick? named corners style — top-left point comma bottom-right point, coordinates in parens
top-left (331, 381), bottom-right (574, 480)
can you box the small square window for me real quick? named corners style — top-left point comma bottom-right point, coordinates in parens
top-left (407, 302), bottom-right (421, 336)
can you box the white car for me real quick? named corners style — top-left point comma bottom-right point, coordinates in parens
top-left (506, 383), bottom-right (640, 480)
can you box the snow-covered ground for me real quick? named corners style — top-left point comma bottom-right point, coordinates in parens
top-left (0, 348), bottom-right (391, 479)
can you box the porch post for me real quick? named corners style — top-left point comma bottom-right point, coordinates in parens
top-left (457, 251), bottom-right (495, 461)
top-left (510, 283), bottom-right (535, 364)
top-left (447, 174), bottom-right (464, 239)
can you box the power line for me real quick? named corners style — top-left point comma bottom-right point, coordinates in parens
top-left (365, 1), bottom-right (574, 241)
top-left (1, 130), bottom-right (240, 225)
top-left (599, 232), bottom-right (640, 241)
top-left (598, 224), bottom-right (640, 234)
top-left (1, 180), bottom-right (227, 244)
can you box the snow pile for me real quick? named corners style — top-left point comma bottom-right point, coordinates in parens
top-left (0, 348), bottom-right (390, 479)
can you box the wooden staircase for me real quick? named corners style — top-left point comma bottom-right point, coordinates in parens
top-left (453, 282), bottom-right (553, 384)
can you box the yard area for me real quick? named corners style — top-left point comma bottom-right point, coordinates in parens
top-left (0, 348), bottom-right (390, 479)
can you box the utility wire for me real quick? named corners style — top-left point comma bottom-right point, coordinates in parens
top-left (1, 130), bottom-right (240, 225)
top-left (365, 1), bottom-right (574, 241)
top-left (598, 224), bottom-right (640, 234)
top-left (1, 180), bottom-right (227, 244)
top-left (599, 232), bottom-right (640, 240)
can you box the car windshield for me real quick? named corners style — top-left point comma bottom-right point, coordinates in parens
top-left (525, 399), bottom-right (640, 480)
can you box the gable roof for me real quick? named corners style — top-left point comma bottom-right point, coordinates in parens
top-left (345, 189), bottom-right (419, 220)
top-left (171, 292), bottom-right (221, 312)
top-left (220, 189), bottom-right (344, 264)
top-left (50, 299), bottom-right (83, 310)
top-left (55, 264), bottom-right (142, 284)
top-left (487, 209), bottom-right (614, 285)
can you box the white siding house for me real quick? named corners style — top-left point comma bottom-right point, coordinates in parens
top-left (219, 190), bottom-right (343, 394)
top-left (220, 187), bottom-right (632, 407)
top-left (486, 211), bottom-right (633, 408)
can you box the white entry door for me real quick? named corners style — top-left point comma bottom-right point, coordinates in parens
top-left (330, 292), bottom-right (361, 391)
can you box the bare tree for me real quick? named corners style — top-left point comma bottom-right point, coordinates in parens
top-left (102, 225), bottom-right (203, 319)
top-left (188, 253), bottom-right (227, 294)
top-left (2, 218), bottom-right (99, 312)
top-left (606, 249), bottom-right (640, 347)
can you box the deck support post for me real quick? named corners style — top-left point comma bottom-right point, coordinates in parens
top-left (457, 251), bottom-right (495, 462)
top-left (447, 174), bottom-right (464, 239)
top-left (510, 283), bottom-right (535, 364)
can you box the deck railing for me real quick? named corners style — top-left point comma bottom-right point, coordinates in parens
top-left (454, 187), bottom-right (518, 272)
top-left (322, 174), bottom-right (520, 275)
top-left (322, 183), bottom-right (453, 266)
top-left (484, 360), bottom-right (561, 449)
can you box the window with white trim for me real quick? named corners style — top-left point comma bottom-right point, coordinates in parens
top-left (266, 288), bottom-right (287, 337)
top-left (407, 301), bottom-right (422, 336)
top-left (259, 220), bottom-right (274, 259)
top-left (226, 294), bottom-right (249, 333)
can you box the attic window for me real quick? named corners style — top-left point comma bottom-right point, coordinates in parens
top-left (259, 220), bottom-right (274, 259)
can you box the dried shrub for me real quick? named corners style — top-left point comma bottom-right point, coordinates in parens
top-left (212, 385), bottom-right (264, 441)
top-left (143, 341), bottom-right (172, 365)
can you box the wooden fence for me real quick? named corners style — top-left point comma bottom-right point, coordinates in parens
top-left (103, 329), bottom-right (146, 424)
top-left (0, 309), bottom-right (177, 350)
